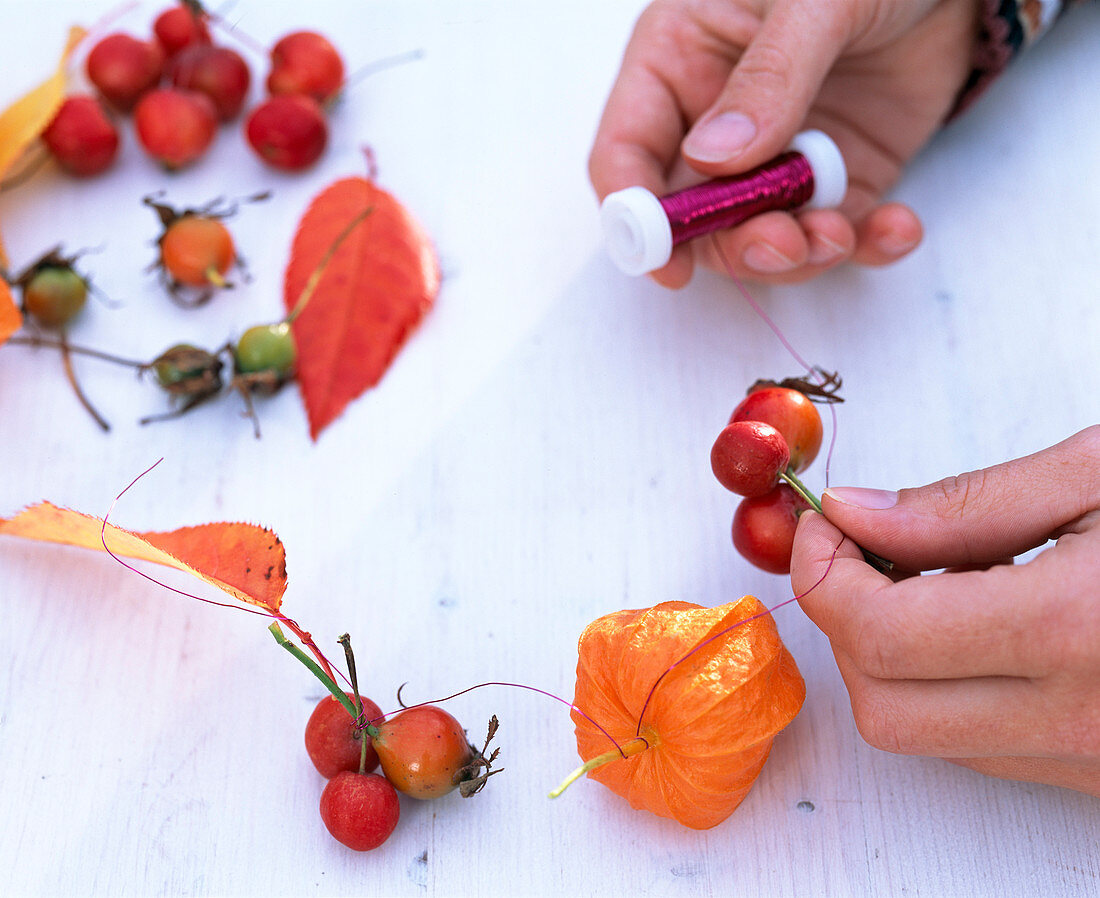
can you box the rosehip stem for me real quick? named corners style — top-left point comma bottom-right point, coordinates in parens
top-left (59, 332), bottom-right (110, 432)
top-left (8, 334), bottom-right (146, 368)
top-left (269, 622), bottom-right (359, 719)
top-left (778, 469), bottom-right (822, 514)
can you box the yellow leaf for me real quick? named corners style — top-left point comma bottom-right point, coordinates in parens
top-left (0, 501), bottom-right (286, 613)
top-left (0, 25), bottom-right (87, 266)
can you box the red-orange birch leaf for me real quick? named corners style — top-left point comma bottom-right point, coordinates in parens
top-left (0, 278), bottom-right (21, 344)
top-left (283, 176), bottom-right (439, 440)
top-left (0, 26), bottom-right (87, 267)
top-left (0, 501), bottom-right (285, 613)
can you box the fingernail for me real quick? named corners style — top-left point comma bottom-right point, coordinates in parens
top-left (823, 487), bottom-right (899, 510)
top-left (876, 233), bottom-right (920, 256)
top-left (683, 112), bottom-right (757, 163)
top-left (742, 242), bottom-right (797, 273)
top-left (807, 232), bottom-right (846, 266)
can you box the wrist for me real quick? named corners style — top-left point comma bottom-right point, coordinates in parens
top-left (949, 0), bottom-right (1065, 117)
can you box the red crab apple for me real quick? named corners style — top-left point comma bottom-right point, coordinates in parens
top-left (319, 771), bottom-right (400, 851)
top-left (134, 88), bottom-right (218, 169)
top-left (711, 419), bottom-right (791, 497)
top-left (41, 95), bottom-right (119, 177)
top-left (86, 32), bottom-right (165, 112)
top-left (731, 483), bottom-right (811, 575)
top-left (266, 31), bottom-right (345, 104)
top-left (730, 386), bottom-right (823, 473)
top-left (305, 692), bottom-right (384, 779)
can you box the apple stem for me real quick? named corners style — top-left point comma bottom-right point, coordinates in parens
top-left (269, 622), bottom-right (359, 719)
top-left (338, 633), bottom-right (378, 773)
top-left (779, 469), bottom-right (822, 513)
top-left (778, 473), bottom-right (895, 573)
top-left (548, 736), bottom-right (649, 799)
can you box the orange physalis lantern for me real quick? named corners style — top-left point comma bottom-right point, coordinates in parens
top-left (568, 597), bottom-right (804, 829)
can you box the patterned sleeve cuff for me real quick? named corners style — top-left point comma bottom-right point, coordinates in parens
top-left (949, 0), bottom-right (1066, 118)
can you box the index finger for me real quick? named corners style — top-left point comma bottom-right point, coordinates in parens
top-left (791, 512), bottom-right (1051, 681)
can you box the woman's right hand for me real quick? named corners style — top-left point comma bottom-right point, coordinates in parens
top-left (589, 0), bottom-right (981, 286)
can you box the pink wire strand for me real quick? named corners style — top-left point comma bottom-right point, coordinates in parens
top-left (710, 235), bottom-right (840, 486)
top-left (98, 458), bottom-right (349, 688)
top-left (633, 544), bottom-right (840, 738)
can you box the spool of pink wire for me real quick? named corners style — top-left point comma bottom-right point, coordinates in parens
top-left (601, 130), bottom-right (847, 276)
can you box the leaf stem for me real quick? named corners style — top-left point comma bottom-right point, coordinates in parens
top-left (284, 205), bottom-right (374, 324)
top-left (269, 623), bottom-right (357, 718)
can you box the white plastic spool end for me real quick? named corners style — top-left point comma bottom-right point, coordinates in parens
top-left (600, 186), bottom-right (673, 277)
top-left (788, 129), bottom-right (847, 210)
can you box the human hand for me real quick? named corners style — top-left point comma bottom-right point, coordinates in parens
top-left (790, 426), bottom-right (1100, 797)
top-left (590, 0), bottom-right (980, 286)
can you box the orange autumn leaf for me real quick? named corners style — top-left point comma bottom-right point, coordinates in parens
top-left (0, 278), bottom-right (21, 344)
top-left (0, 26), bottom-right (87, 267)
top-left (0, 501), bottom-right (285, 613)
top-left (570, 597), bottom-right (804, 830)
top-left (283, 176), bottom-right (439, 440)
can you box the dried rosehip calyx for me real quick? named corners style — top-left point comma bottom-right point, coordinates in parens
top-left (16, 250), bottom-right (90, 328)
top-left (140, 343), bottom-right (226, 427)
top-left (150, 343), bottom-right (224, 396)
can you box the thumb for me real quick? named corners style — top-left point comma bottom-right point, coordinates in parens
top-left (819, 427), bottom-right (1100, 571)
top-left (681, 0), bottom-right (850, 171)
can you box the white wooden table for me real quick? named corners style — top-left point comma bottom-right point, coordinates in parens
top-left (1, 2), bottom-right (1097, 895)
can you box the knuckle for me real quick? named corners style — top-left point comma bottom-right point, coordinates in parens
top-left (850, 693), bottom-right (912, 755)
top-left (733, 41), bottom-right (794, 96)
top-left (847, 612), bottom-right (900, 680)
top-left (927, 469), bottom-right (990, 522)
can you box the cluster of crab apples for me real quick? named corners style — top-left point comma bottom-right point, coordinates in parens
top-left (304, 678), bottom-right (499, 851)
top-left (41, 1), bottom-right (343, 175)
top-left (710, 379), bottom-right (832, 575)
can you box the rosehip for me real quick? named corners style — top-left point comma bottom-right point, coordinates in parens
top-left (40, 95), bottom-right (119, 177)
top-left (153, 3), bottom-right (212, 57)
top-left (373, 706), bottom-right (476, 800)
top-left (134, 88), bottom-right (217, 169)
top-left (266, 31), bottom-right (345, 104)
top-left (244, 95), bottom-right (328, 171)
top-left (234, 323), bottom-right (296, 379)
top-left (86, 33), bottom-right (165, 112)
top-left (305, 692), bottom-right (384, 779)
top-left (319, 771), bottom-right (400, 851)
top-left (160, 215), bottom-right (235, 287)
top-left (731, 483), bottom-right (811, 575)
top-left (711, 420), bottom-right (791, 497)
top-left (170, 44), bottom-right (251, 121)
top-left (730, 386), bottom-right (823, 473)
top-left (21, 265), bottom-right (87, 328)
